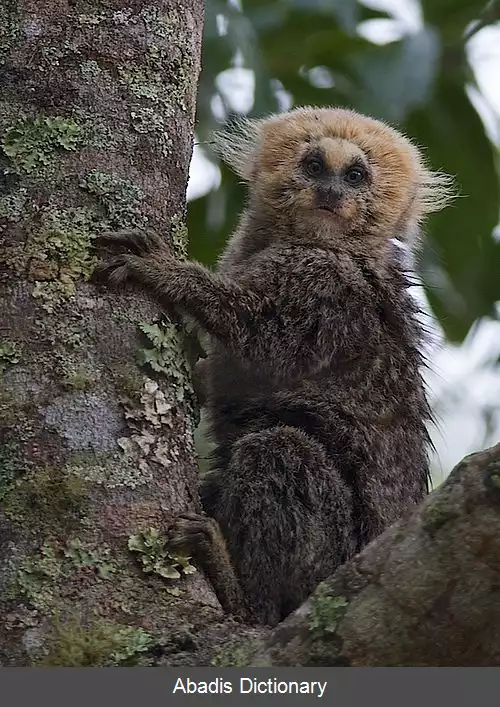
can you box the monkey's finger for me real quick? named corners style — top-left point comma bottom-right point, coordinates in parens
top-left (175, 513), bottom-right (208, 523)
top-left (93, 255), bottom-right (139, 286)
top-left (97, 229), bottom-right (163, 255)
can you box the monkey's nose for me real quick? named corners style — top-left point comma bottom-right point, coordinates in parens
top-left (316, 187), bottom-right (343, 212)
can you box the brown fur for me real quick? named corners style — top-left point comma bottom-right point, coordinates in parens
top-left (96, 106), bottom-right (454, 626)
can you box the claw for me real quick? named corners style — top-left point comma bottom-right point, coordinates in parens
top-left (167, 513), bottom-right (216, 555)
top-left (93, 254), bottom-right (138, 286)
top-left (97, 229), bottom-right (165, 255)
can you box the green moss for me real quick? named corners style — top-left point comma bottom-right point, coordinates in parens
top-left (3, 204), bottom-right (99, 311)
top-left (3, 465), bottom-right (87, 529)
top-left (80, 170), bottom-right (148, 229)
top-left (13, 543), bottom-right (63, 610)
top-left (114, 6), bottom-right (189, 111)
top-left (0, 440), bottom-right (21, 500)
top-left (78, 14), bottom-right (105, 27)
top-left (170, 214), bottom-right (188, 261)
top-left (40, 615), bottom-right (153, 666)
top-left (0, 2), bottom-right (21, 64)
top-left (130, 107), bottom-right (172, 157)
top-left (80, 59), bottom-right (102, 79)
top-left (116, 369), bottom-right (145, 403)
top-left (0, 188), bottom-right (28, 221)
top-left (119, 65), bottom-right (166, 103)
top-left (65, 450), bottom-right (153, 490)
top-left (211, 640), bottom-right (260, 667)
top-left (309, 584), bottom-right (348, 636)
top-left (128, 527), bottom-right (196, 594)
top-left (421, 488), bottom-right (459, 537)
top-left (73, 108), bottom-right (114, 150)
top-left (307, 584), bottom-right (349, 665)
top-left (0, 339), bottom-right (21, 373)
top-left (61, 369), bottom-right (95, 392)
top-left (63, 539), bottom-right (117, 580)
top-left (2, 116), bottom-right (82, 174)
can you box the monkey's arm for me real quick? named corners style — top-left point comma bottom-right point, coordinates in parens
top-left (96, 230), bottom-right (274, 352)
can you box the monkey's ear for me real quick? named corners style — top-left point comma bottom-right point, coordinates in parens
top-left (418, 168), bottom-right (456, 215)
top-left (211, 116), bottom-right (263, 181)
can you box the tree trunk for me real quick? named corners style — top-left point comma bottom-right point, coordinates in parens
top-left (0, 0), bottom-right (258, 667)
top-left (2, 1), bottom-right (500, 670)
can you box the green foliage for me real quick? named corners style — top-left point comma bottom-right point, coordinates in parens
top-left (128, 527), bottom-right (196, 594)
top-left (2, 116), bottom-right (82, 174)
top-left (191, 0), bottom-right (500, 344)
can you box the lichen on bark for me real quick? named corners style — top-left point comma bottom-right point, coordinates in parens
top-left (0, 0), bottom-right (224, 667)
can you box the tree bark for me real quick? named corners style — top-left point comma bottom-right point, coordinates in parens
top-left (0, 0), bottom-right (265, 667)
top-left (2, 0), bottom-right (500, 671)
top-left (253, 442), bottom-right (500, 667)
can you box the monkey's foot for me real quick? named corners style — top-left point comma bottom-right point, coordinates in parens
top-left (167, 513), bottom-right (221, 558)
top-left (167, 513), bottom-right (251, 622)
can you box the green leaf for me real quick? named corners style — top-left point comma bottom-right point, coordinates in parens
top-left (346, 29), bottom-right (440, 122)
top-left (156, 564), bottom-right (181, 580)
top-left (182, 564), bottom-right (197, 575)
top-left (288, 0), bottom-right (360, 34)
top-left (97, 563), bottom-right (116, 580)
top-left (127, 535), bottom-right (145, 553)
top-left (420, 0), bottom-right (491, 41)
top-left (138, 322), bottom-right (166, 348)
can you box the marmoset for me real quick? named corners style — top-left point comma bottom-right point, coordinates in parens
top-left (97, 107), bottom-right (453, 626)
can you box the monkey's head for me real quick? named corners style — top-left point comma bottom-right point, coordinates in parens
top-left (214, 107), bottom-right (454, 250)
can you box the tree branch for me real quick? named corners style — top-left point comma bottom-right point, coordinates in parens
top-left (252, 442), bottom-right (500, 667)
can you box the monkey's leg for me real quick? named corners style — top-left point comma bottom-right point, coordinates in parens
top-left (217, 425), bottom-right (355, 626)
top-left (198, 469), bottom-right (222, 519)
top-left (167, 512), bottom-right (251, 622)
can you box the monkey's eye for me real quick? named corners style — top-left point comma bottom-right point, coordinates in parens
top-left (304, 157), bottom-right (325, 178)
top-left (344, 166), bottom-right (366, 186)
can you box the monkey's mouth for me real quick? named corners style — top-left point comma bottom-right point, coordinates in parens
top-left (317, 204), bottom-right (344, 216)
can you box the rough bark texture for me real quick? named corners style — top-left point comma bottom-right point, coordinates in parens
top-left (2, 1), bottom-right (500, 671)
top-left (253, 442), bottom-right (500, 667)
top-left (0, 0), bottom-right (270, 667)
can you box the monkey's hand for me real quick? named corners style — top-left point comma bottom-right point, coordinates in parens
top-left (95, 229), bottom-right (274, 357)
top-left (167, 513), bottom-right (251, 623)
top-left (95, 229), bottom-right (175, 292)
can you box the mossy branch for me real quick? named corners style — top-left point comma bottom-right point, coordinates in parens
top-left (250, 442), bottom-right (500, 667)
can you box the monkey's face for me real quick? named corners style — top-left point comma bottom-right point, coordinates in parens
top-left (291, 138), bottom-right (372, 232)
top-left (244, 108), bottom-right (451, 246)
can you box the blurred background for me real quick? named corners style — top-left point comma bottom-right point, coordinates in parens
top-left (187, 0), bottom-right (500, 485)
